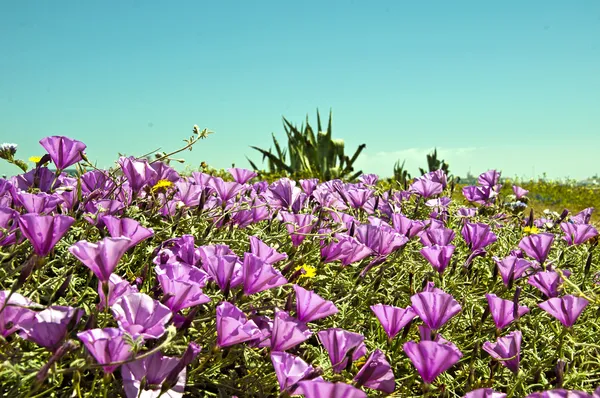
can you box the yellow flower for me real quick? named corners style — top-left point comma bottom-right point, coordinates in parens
top-left (523, 226), bottom-right (540, 235)
top-left (29, 156), bottom-right (42, 163)
top-left (151, 179), bottom-right (174, 192)
top-left (295, 264), bottom-right (317, 279)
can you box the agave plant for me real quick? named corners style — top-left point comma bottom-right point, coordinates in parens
top-left (248, 110), bottom-right (366, 181)
top-left (419, 148), bottom-right (450, 176)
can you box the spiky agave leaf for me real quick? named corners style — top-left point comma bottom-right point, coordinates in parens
top-left (248, 108), bottom-right (365, 180)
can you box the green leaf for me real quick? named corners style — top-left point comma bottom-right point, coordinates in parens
top-left (250, 146), bottom-right (292, 174)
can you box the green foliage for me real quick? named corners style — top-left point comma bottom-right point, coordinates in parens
top-left (419, 147), bottom-right (450, 176)
top-left (506, 180), bottom-right (600, 224)
top-left (393, 160), bottom-right (412, 189)
top-left (248, 109), bottom-right (366, 181)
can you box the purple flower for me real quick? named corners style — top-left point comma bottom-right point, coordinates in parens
top-left (154, 263), bottom-right (208, 287)
top-left (157, 275), bottom-right (211, 313)
top-left (196, 243), bottom-right (234, 265)
top-left (270, 310), bottom-right (312, 351)
top-left (152, 236), bottom-right (201, 270)
top-left (102, 216), bottom-right (154, 249)
top-left (353, 349), bottom-right (395, 394)
top-left (410, 178), bottom-right (444, 198)
top-left (345, 187), bottom-right (373, 208)
top-left (425, 196), bottom-right (451, 210)
top-left (16, 192), bottom-right (63, 214)
top-left (203, 254), bottom-right (240, 292)
top-left (0, 207), bottom-right (19, 246)
top-left (318, 328), bottom-right (367, 373)
top-left (18, 214), bottom-right (75, 256)
top-left (294, 285), bottom-right (338, 323)
top-left (321, 233), bottom-right (373, 266)
top-left (39, 136), bottom-right (86, 170)
top-left (97, 274), bottom-right (139, 310)
top-left (216, 301), bottom-right (261, 347)
top-left (296, 380), bottom-right (367, 398)
top-left (300, 178), bottom-right (319, 195)
top-left (571, 208), bottom-right (594, 225)
top-left (538, 295), bottom-right (589, 328)
top-left (329, 211), bottom-right (357, 230)
top-left (418, 326), bottom-right (462, 357)
top-left (518, 233), bottom-right (555, 264)
top-left (478, 170), bottom-right (501, 188)
top-left (227, 167), bottom-right (257, 184)
top-left (11, 167), bottom-right (58, 193)
top-left (84, 199), bottom-right (125, 225)
top-left (248, 314), bottom-right (272, 348)
top-left (149, 162), bottom-right (180, 186)
top-left (69, 237), bottom-right (132, 283)
top-left (0, 291), bottom-right (35, 337)
top-left (80, 169), bottom-right (113, 194)
top-left (210, 177), bottom-right (244, 203)
top-left (419, 222), bottom-right (455, 246)
top-left (464, 389), bottom-right (507, 398)
top-left (242, 253), bottom-right (287, 296)
top-left (249, 236), bottom-right (288, 264)
top-left (422, 170), bottom-right (448, 188)
top-left (77, 328), bottom-right (132, 373)
top-left (359, 173), bottom-right (379, 186)
top-left (458, 207), bottom-right (478, 218)
top-left (560, 222), bottom-right (598, 246)
top-left (271, 352), bottom-right (319, 393)
top-left (528, 270), bottom-right (568, 298)
top-left (462, 222), bottom-right (497, 251)
top-left (354, 224), bottom-right (409, 257)
top-left (411, 291), bottom-right (462, 330)
top-left (482, 330), bottom-right (522, 374)
top-left (20, 306), bottom-right (82, 351)
top-left (280, 211), bottom-right (317, 246)
top-left (111, 293), bottom-right (172, 340)
top-left (512, 185), bottom-right (529, 199)
top-left (420, 245), bottom-right (455, 275)
top-left (485, 294), bottom-right (529, 330)
top-left (462, 185), bottom-right (496, 204)
top-left (268, 178), bottom-right (306, 211)
top-left (173, 181), bottom-right (203, 207)
top-left (370, 304), bottom-right (416, 340)
top-left (403, 340), bottom-right (463, 384)
top-left (122, 351), bottom-right (187, 398)
top-left (391, 214), bottom-right (425, 238)
top-left (494, 256), bottom-right (537, 287)
top-left (118, 156), bottom-right (159, 193)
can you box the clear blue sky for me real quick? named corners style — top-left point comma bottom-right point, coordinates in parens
top-left (1, 1), bottom-right (599, 180)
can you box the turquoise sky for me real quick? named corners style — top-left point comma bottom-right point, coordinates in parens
top-left (1, 1), bottom-right (599, 180)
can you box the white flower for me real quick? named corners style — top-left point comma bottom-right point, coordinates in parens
top-left (1, 143), bottom-right (17, 151)
top-left (0, 143), bottom-right (18, 159)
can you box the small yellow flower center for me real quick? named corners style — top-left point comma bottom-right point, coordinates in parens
top-left (29, 156), bottom-right (42, 163)
top-left (523, 226), bottom-right (540, 235)
top-left (151, 179), bottom-right (174, 192)
top-left (295, 264), bottom-right (317, 279)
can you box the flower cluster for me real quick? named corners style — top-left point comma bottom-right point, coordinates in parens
top-left (0, 135), bottom-right (599, 396)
